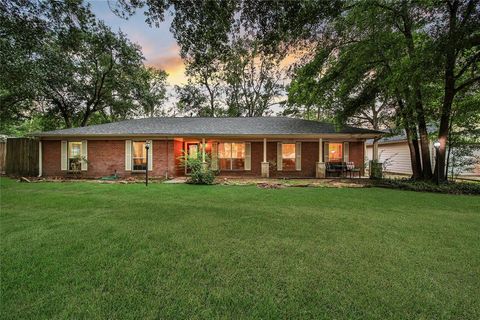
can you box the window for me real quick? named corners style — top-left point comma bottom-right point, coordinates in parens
top-left (132, 141), bottom-right (147, 171)
top-left (187, 144), bottom-right (198, 159)
top-left (218, 143), bottom-right (245, 170)
top-left (282, 143), bottom-right (296, 170)
top-left (68, 141), bottom-right (82, 171)
top-left (329, 143), bottom-right (343, 162)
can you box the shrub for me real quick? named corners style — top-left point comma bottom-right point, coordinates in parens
top-left (179, 151), bottom-right (216, 185)
top-left (375, 178), bottom-right (480, 195)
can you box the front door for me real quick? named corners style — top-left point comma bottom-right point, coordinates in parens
top-left (185, 143), bottom-right (199, 174)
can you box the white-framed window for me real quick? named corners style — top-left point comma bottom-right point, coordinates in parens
top-left (68, 141), bottom-right (82, 171)
top-left (132, 141), bottom-right (147, 171)
top-left (281, 143), bottom-right (296, 171)
top-left (329, 143), bottom-right (343, 162)
top-left (218, 142), bottom-right (245, 170)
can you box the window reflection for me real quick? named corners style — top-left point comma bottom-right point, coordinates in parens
top-left (329, 143), bottom-right (343, 162)
top-left (218, 143), bottom-right (245, 170)
top-left (282, 143), bottom-right (296, 170)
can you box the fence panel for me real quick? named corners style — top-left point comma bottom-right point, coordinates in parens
top-left (5, 138), bottom-right (39, 176)
top-left (0, 141), bottom-right (6, 174)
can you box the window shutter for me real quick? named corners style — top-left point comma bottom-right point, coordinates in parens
top-left (81, 140), bottom-right (88, 171)
top-left (324, 142), bottom-right (329, 162)
top-left (125, 140), bottom-right (132, 171)
top-left (61, 140), bottom-right (67, 171)
top-left (211, 142), bottom-right (218, 170)
top-left (295, 142), bottom-right (302, 171)
top-left (147, 140), bottom-right (153, 171)
top-left (277, 142), bottom-right (282, 171)
top-left (343, 142), bottom-right (349, 162)
top-left (244, 142), bottom-right (251, 171)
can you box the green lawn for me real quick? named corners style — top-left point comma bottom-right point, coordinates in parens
top-left (1, 178), bottom-right (479, 319)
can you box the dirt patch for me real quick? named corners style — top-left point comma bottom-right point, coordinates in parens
top-left (217, 177), bottom-right (371, 189)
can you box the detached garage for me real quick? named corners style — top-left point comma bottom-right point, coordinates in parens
top-left (366, 134), bottom-right (480, 178)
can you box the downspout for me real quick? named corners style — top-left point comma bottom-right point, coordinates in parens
top-left (165, 137), bottom-right (169, 179)
top-left (38, 140), bottom-right (42, 177)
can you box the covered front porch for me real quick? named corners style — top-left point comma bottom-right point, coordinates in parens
top-left (177, 136), bottom-right (373, 178)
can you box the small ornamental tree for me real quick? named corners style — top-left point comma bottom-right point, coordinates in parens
top-left (69, 155), bottom-right (89, 179)
top-left (179, 151), bottom-right (216, 185)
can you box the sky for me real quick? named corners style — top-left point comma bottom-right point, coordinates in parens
top-left (88, 0), bottom-right (187, 86)
top-left (88, 0), bottom-right (296, 114)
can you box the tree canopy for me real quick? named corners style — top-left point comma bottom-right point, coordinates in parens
top-left (0, 0), bottom-right (168, 134)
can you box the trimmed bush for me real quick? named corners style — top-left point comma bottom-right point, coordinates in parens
top-left (375, 178), bottom-right (480, 195)
top-left (179, 151), bottom-right (216, 185)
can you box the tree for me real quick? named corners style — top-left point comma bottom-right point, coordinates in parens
top-left (223, 38), bottom-right (284, 117)
top-left (175, 82), bottom-right (210, 117)
top-left (135, 67), bottom-right (168, 117)
top-left (445, 89), bottom-right (480, 179)
top-left (1, 0), bottom-right (167, 132)
top-left (40, 22), bottom-right (145, 127)
top-left (0, 0), bottom-right (94, 130)
top-left (430, 0), bottom-right (480, 181)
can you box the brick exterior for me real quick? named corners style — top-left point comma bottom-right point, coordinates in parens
top-left (42, 140), bottom-right (181, 178)
top-left (41, 138), bottom-right (366, 178)
top-left (348, 141), bottom-right (365, 174)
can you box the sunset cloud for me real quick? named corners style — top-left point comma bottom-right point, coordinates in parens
top-left (144, 44), bottom-right (187, 85)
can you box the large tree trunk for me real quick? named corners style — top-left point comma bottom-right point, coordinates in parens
top-left (401, 7), bottom-right (432, 179)
top-left (414, 93), bottom-right (433, 179)
top-left (406, 124), bottom-right (423, 180)
top-left (434, 1), bottom-right (459, 183)
top-left (436, 84), bottom-right (455, 182)
top-left (396, 94), bottom-right (423, 179)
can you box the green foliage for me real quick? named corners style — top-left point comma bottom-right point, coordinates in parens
top-left (179, 151), bottom-right (216, 185)
top-left (376, 179), bottom-right (480, 196)
top-left (175, 83), bottom-right (212, 117)
top-left (0, 0), bottom-right (168, 133)
top-left (69, 155), bottom-right (89, 178)
top-left (369, 160), bottom-right (383, 179)
top-left (135, 67), bottom-right (169, 117)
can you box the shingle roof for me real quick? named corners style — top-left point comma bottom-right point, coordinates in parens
top-left (36, 117), bottom-right (383, 137)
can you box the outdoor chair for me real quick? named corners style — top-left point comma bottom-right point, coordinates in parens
top-left (326, 162), bottom-right (346, 177)
top-left (346, 161), bottom-right (361, 178)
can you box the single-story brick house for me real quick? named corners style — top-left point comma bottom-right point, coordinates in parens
top-left (35, 117), bottom-right (383, 179)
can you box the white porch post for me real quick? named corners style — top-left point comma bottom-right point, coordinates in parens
top-left (38, 140), bottom-right (42, 177)
top-left (316, 138), bottom-right (326, 178)
top-left (261, 138), bottom-right (269, 177)
top-left (201, 138), bottom-right (207, 170)
top-left (373, 139), bottom-right (379, 161)
top-left (364, 141), bottom-right (368, 176)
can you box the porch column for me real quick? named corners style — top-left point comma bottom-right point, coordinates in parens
top-left (364, 141), bottom-right (368, 177)
top-left (261, 138), bottom-right (269, 178)
top-left (201, 138), bottom-right (207, 170)
top-left (316, 138), bottom-right (326, 178)
top-left (38, 140), bottom-right (42, 177)
top-left (373, 139), bottom-right (379, 161)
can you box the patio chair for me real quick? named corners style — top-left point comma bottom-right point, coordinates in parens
top-left (326, 162), bottom-right (346, 177)
top-left (346, 161), bottom-right (361, 178)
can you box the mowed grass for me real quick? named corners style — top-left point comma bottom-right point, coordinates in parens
top-left (1, 178), bottom-right (479, 319)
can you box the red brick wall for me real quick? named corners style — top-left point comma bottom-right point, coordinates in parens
top-left (42, 140), bottom-right (62, 176)
top-left (349, 141), bottom-right (365, 174)
top-left (42, 139), bottom-right (178, 178)
top-left (215, 141), bottom-right (319, 178)
top-left (41, 139), bottom-right (366, 178)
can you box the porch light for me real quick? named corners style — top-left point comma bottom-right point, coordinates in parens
top-left (433, 141), bottom-right (440, 149)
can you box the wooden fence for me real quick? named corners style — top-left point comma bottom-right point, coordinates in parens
top-left (5, 138), bottom-right (39, 176)
top-left (0, 140), bottom-right (6, 174)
